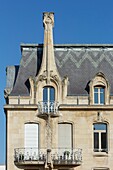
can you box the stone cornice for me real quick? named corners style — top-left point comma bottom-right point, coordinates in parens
top-left (4, 104), bottom-right (38, 111)
top-left (59, 104), bottom-right (113, 111)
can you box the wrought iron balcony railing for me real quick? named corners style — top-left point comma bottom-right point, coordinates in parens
top-left (14, 148), bottom-right (46, 162)
top-left (14, 148), bottom-right (82, 164)
top-left (52, 148), bottom-right (82, 164)
top-left (38, 101), bottom-right (59, 117)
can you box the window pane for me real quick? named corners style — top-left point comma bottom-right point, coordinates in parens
top-left (50, 87), bottom-right (55, 101)
top-left (100, 89), bottom-right (105, 104)
top-left (94, 124), bottom-right (107, 130)
top-left (94, 93), bottom-right (98, 104)
top-left (94, 88), bottom-right (98, 92)
top-left (94, 132), bottom-right (99, 150)
top-left (43, 87), bottom-right (48, 101)
top-left (100, 88), bottom-right (104, 93)
top-left (101, 132), bottom-right (107, 150)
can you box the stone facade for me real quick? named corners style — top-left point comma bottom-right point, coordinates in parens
top-left (4, 12), bottom-right (113, 170)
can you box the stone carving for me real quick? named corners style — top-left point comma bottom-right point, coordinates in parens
top-left (97, 112), bottom-right (103, 122)
top-left (4, 88), bottom-right (12, 98)
top-left (50, 71), bottom-right (59, 82)
top-left (38, 70), bottom-right (59, 83)
top-left (43, 12), bottom-right (54, 29)
top-left (38, 70), bottom-right (47, 81)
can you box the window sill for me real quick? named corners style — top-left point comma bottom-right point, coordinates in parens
top-left (93, 152), bottom-right (108, 157)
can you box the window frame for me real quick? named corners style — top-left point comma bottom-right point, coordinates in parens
top-left (93, 123), bottom-right (108, 153)
top-left (43, 86), bottom-right (55, 102)
top-left (24, 122), bottom-right (39, 149)
top-left (58, 123), bottom-right (73, 150)
top-left (94, 86), bottom-right (105, 105)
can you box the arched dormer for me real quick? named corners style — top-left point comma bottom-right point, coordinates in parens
top-left (89, 72), bottom-right (110, 105)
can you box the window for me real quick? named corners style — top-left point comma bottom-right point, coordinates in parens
top-left (94, 86), bottom-right (105, 104)
top-left (43, 86), bottom-right (55, 102)
top-left (24, 123), bottom-right (39, 160)
top-left (89, 72), bottom-right (109, 105)
top-left (58, 123), bottom-right (72, 154)
top-left (24, 123), bottom-right (39, 147)
top-left (93, 123), bottom-right (107, 152)
top-left (43, 86), bottom-right (55, 113)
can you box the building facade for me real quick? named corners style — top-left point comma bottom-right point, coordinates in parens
top-left (4, 12), bottom-right (113, 170)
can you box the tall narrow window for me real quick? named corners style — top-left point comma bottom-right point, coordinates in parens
top-left (24, 123), bottom-right (39, 159)
top-left (43, 86), bottom-right (55, 102)
top-left (93, 123), bottom-right (107, 152)
top-left (94, 86), bottom-right (105, 104)
top-left (43, 86), bottom-right (55, 113)
top-left (58, 123), bottom-right (72, 155)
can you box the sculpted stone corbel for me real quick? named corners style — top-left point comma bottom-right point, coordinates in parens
top-left (50, 70), bottom-right (59, 82)
top-left (4, 88), bottom-right (12, 98)
top-left (38, 70), bottom-right (47, 82)
top-left (62, 76), bottom-right (68, 85)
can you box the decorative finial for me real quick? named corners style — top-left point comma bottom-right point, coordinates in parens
top-left (43, 12), bottom-right (54, 29)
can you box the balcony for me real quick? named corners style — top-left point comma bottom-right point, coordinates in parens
top-left (37, 101), bottom-right (60, 119)
top-left (52, 148), bottom-right (82, 169)
top-left (14, 148), bottom-right (82, 169)
top-left (14, 148), bottom-right (46, 169)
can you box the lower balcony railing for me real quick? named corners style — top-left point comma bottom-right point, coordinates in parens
top-left (14, 148), bottom-right (82, 168)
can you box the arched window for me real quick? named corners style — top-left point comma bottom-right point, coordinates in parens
top-left (58, 123), bottom-right (73, 153)
top-left (43, 86), bottom-right (55, 102)
top-left (93, 123), bottom-right (107, 152)
top-left (94, 86), bottom-right (105, 104)
top-left (24, 123), bottom-right (39, 158)
top-left (24, 123), bottom-right (39, 148)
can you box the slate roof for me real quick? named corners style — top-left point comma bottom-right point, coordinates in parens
top-left (7, 44), bottom-right (113, 96)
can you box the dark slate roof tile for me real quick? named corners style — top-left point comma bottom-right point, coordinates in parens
top-left (8, 45), bottom-right (113, 96)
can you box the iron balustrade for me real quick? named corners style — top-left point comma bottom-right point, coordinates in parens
top-left (14, 148), bottom-right (82, 164)
top-left (52, 148), bottom-right (82, 164)
top-left (38, 101), bottom-right (59, 114)
top-left (14, 148), bottom-right (46, 162)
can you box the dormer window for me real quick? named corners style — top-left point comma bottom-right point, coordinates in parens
top-left (94, 86), bottom-right (105, 104)
top-left (89, 72), bottom-right (109, 105)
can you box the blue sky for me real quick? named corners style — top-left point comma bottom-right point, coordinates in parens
top-left (0, 0), bottom-right (113, 164)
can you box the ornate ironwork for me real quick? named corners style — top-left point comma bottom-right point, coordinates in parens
top-left (14, 148), bottom-right (82, 164)
top-left (38, 101), bottom-right (59, 115)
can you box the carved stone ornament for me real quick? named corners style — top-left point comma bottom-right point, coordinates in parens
top-left (43, 12), bottom-right (54, 29)
top-left (93, 112), bottom-right (107, 123)
top-left (4, 88), bottom-right (12, 98)
top-left (38, 70), bottom-right (47, 81)
top-left (38, 70), bottom-right (59, 83)
top-left (50, 70), bottom-right (59, 82)
top-left (97, 112), bottom-right (103, 122)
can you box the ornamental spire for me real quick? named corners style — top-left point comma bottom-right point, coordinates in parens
top-left (42, 12), bottom-right (55, 84)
